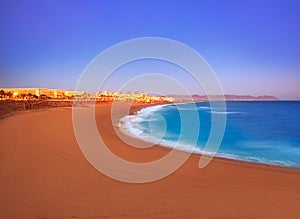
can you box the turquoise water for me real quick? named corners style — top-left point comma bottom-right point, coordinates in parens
top-left (120, 101), bottom-right (300, 168)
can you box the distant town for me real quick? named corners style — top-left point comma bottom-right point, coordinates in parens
top-left (0, 88), bottom-right (175, 103)
top-left (0, 87), bottom-right (279, 119)
top-left (0, 87), bottom-right (279, 102)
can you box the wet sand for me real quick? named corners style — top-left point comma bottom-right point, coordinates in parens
top-left (1, 102), bottom-right (300, 218)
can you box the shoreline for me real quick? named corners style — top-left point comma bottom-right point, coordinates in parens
top-left (1, 101), bottom-right (300, 218)
top-left (3, 100), bottom-right (300, 172)
top-left (2, 100), bottom-right (300, 172)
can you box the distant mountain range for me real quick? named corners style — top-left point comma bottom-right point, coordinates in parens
top-left (168, 94), bottom-right (278, 101)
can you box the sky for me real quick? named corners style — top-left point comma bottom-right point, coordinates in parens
top-left (0, 0), bottom-right (299, 99)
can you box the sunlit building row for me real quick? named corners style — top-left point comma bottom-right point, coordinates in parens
top-left (0, 88), bottom-right (174, 103)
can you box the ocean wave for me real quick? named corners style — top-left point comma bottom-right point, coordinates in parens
top-left (120, 119), bottom-right (299, 168)
top-left (119, 116), bottom-right (144, 135)
top-left (137, 104), bottom-right (167, 115)
top-left (232, 155), bottom-right (297, 167)
top-left (164, 104), bottom-right (210, 111)
top-left (119, 120), bottom-right (299, 168)
top-left (118, 102), bottom-right (300, 169)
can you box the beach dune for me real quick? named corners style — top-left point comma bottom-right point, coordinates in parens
top-left (1, 102), bottom-right (300, 218)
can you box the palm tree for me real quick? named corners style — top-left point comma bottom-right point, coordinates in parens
top-left (26, 93), bottom-right (32, 100)
top-left (20, 93), bottom-right (26, 99)
top-left (6, 91), bottom-right (12, 99)
top-left (0, 90), bottom-right (4, 99)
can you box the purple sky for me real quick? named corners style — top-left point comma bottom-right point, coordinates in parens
top-left (0, 0), bottom-right (300, 99)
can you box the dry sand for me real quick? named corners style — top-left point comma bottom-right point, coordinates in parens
top-left (1, 102), bottom-right (300, 219)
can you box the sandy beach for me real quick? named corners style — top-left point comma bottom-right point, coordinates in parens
top-left (1, 102), bottom-right (300, 219)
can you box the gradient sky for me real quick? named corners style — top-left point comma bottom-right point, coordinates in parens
top-left (0, 0), bottom-right (299, 99)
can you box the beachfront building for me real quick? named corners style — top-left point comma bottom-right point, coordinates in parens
top-left (64, 91), bottom-right (88, 99)
top-left (0, 88), bottom-right (68, 100)
top-left (0, 88), bottom-right (41, 98)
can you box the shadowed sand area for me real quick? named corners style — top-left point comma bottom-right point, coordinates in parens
top-left (1, 102), bottom-right (300, 218)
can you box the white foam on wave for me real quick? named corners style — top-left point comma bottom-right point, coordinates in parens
top-left (138, 104), bottom-right (169, 114)
top-left (198, 106), bottom-right (210, 110)
top-left (164, 104), bottom-right (210, 112)
top-left (119, 115), bottom-right (144, 136)
top-left (209, 111), bottom-right (244, 115)
top-left (226, 154), bottom-right (298, 167)
top-left (119, 103), bottom-right (171, 140)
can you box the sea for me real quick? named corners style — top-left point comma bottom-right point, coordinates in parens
top-left (120, 101), bottom-right (300, 168)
